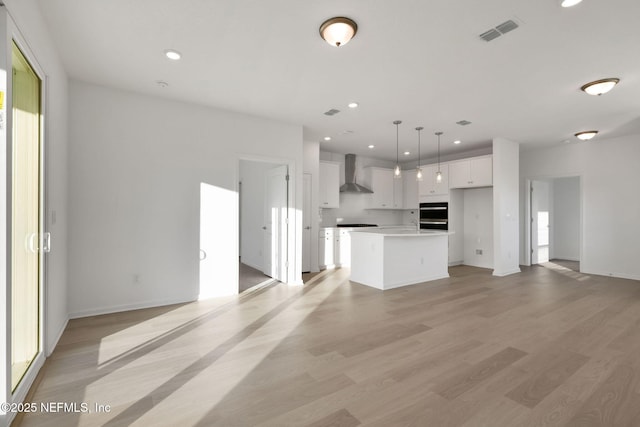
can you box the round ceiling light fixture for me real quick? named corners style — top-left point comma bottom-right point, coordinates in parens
top-left (575, 130), bottom-right (598, 140)
top-left (580, 78), bottom-right (620, 96)
top-left (319, 17), bottom-right (358, 47)
top-left (348, 102), bottom-right (359, 108)
top-left (453, 140), bottom-right (462, 145)
top-left (164, 49), bottom-right (182, 60)
top-left (323, 136), bottom-right (332, 141)
top-left (368, 144), bottom-right (375, 149)
top-left (560, 0), bottom-right (583, 7)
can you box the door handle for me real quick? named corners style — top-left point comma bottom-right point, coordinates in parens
top-left (43, 232), bottom-right (51, 253)
top-left (262, 226), bottom-right (267, 230)
top-left (305, 226), bottom-right (311, 230)
top-left (28, 233), bottom-right (38, 253)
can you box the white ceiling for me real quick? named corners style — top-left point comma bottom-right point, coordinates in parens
top-left (37, 0), bottom-right (640, 162)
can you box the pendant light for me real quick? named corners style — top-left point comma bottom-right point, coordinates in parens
top-left (435, 131), bottom-right (443, 183)
top-left (393, 120), bottom-right (402, 179)
top-left (415, 127), bottom-right (424, 181)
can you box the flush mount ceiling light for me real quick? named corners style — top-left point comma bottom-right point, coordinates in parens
top-left (453, 140), bottom-right (461, 145)
top-left (393, 120), bottom-right (402, 179)
top-left (368, 144), bottom-right (375, 149)
top-left (581, 78), bottom-right (620, 96)
top-left (575, 130), bottom-right (598, 140)
top-left (348, 102), bottom-right (359, 108)
top-left (319, 17), bottom-right (358, 47)
top-left (164, 49), bottom-right (181, 60)
top-left (323, 136), bottom-right (332, 141)
top-left (560, 0), bottom-right (583, 7)
top-left (415, 127), bottom-right (424, 181)
top-left (404, 151), bottom-right (411, 156)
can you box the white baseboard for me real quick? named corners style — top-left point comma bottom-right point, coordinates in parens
top-left (46, 317), bottom-right (69, 356)
top-left (69, 296), bottom-right (197, 319)
top-left (582, 269), bottom-right (640, 282)
top-left (492, 268), bottom-right (522, 277)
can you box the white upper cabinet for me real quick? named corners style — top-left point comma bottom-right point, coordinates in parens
top-left (419, 164), bottom-right (449, 196)
top-left (363, 167), bottom-right (399, 209)
top-left (403, 169), bottom-right (419, 209)
top-left (449, 155), bottom-right (493, 189)
top-left (319, 161), bottom-right (340, 208)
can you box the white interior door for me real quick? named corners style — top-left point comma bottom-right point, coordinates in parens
top-left (302, 173), bottom-right (311, 272)
top-left (530, 180), bottom-right (550, 264)
top-left (263, 165), bottom-right (288, 281)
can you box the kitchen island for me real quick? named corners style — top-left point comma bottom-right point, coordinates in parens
top-left (350, 229), bottom-right (450, 290)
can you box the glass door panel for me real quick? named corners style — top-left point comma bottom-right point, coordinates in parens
top-left (11, 41), bottom-right (42, 391)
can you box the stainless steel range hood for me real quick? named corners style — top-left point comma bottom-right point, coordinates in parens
top-left (339, 154), bottom-right (373, 193)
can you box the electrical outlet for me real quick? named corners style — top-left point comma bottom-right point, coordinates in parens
top-left (476, 249), bottom-right (483, 255)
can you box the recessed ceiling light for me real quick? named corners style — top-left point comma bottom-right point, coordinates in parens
top-left (348, 102), bottom-right (359, 108)
top-left (581, 78), bottom-right (620, 96)
top-left (453, 140), bottom-right (461, 145)
top-left (323, 136), bottom-right (332, 141)
top-left (560, 0), bottom-right (583, 7)
top-left (404, 151), bottom-right (411, 156)
top-left (164, 49), bottom-right (182, 60)
top-left (368, 145), bottom-right (375, 149)
top-left (575, 130), bottom-right (598, 140)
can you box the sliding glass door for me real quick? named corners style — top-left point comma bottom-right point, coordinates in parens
top-left (11, 41), bottom-right (42, 392)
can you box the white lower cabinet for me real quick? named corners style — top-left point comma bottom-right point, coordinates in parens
top-left (319, 229), bottom-right (351, 269)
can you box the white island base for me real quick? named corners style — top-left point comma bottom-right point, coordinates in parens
top-left (350, 230), bottom-right (450, 290)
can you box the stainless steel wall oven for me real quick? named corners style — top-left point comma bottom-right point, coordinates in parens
top-left (419, 202), bottom-right (448, 230)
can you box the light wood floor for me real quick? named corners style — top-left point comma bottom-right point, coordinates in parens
top-left (16, 265), bottom-right (640, 427)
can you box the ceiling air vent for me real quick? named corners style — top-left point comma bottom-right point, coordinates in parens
top-left (456, 120), bottom-right (472, 126)
top-left (479, 28), bottom-right (501, 42)
top-left (496, 20), bottom-right (518, 34)
top-left (479, 18), bottom-right (520, 42)
top-left (324, 109), bottom-right (340, 116)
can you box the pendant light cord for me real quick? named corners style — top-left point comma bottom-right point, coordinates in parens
top-left (436, 131), bottom-right (443, 171)
top-left (393, 120), bottom-right (402, 169)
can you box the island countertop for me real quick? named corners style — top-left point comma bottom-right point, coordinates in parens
top-left (350, 229), bottom-right (451, 237)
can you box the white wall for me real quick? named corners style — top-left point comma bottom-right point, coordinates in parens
top-left (68, 80), bottom-right (302, 317)
top-left (303, 141), bottom-right (320, 272)
top-left (493, 138), bottom-right (520, 276)
top-left (521, 133), bottom-right (640, 280)
top-left (319, 151), bottom-right (405, 226)
top-left (463, 187), bottom-right (494, 269)
top-left (552, 177), bottom-right (580, 261)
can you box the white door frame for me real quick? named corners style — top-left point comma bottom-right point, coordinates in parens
top-left (237, 155), bottom-right (298, 285)
top-left (524, 175), bottom-right (583, 268)
top-left (1, 7), bottom-right (48, 421)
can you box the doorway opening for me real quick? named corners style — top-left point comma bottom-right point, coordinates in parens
top-left (528, 177), bottom-right (581, 271)
top-left (238, 159), bottom-right (289, 293)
